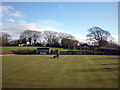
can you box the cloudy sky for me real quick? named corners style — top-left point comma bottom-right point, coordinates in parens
top-left (1, 2), bottom-right (118, 43)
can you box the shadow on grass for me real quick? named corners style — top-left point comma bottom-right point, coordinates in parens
top-left (93, 57), bottom-right (119, 60)
top-left (67, 68), bottom-right (119, 73)
top-left (101, 63), bottom-right (119, 65)
top-left (90, 78), bottom-right (118, 82)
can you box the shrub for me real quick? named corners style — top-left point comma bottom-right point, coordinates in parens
top-left (13, 49), bottom-right (35, 54)
top-left (2, 51), bottom-right (13, 54)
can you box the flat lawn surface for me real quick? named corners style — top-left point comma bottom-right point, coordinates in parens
top-left (2, 55), bottom-right (118, 88)
top-left (2, 46), bottom-right (60, 52)
top-left (2, 46), bottom-right (69, 52)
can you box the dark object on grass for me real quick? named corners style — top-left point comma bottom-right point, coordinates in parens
top-left (53, 56), bottom-right (57, 58)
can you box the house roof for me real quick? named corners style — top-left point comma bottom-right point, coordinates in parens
top-left (83, 45), bottom-right (90, 49)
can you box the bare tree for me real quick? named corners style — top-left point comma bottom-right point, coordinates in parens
top-left (19, 30), bottom-right (41, 46)
top-left (87, 26), bottom-right (111, 48)
top-left (1, 32), bottom-right (11, 46)
top-left (43, 30), bottom-right (59, 46)
top-left (73, 40), bottom-right (79, 49)
top-left (66, 34), bottom-right (75, 40)
top-left (19, 37), bottom-right (27, 44)
top-left (32, 31), bottom-right (41, 46)
top-left (20, 30), bottom-right (32, 45)
top-left (61, 33), bottom-right (77, 49)
top-left (19, 30), bottom-right (78, 48)
top-left (57, 32), bottom-right (67, 46)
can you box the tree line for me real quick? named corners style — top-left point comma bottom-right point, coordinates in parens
top-left (0, 26), bottom-right (119, 49)
top-left (19, 30), bottom-right (79, 49)
top-left (0, 30), bottom-right (79, 49)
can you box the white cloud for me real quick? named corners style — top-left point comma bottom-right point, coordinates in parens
top-left (112, 35), bottom-right (118, 43)
top-left (25, 23), bottom-right (41, 31)
top-left (0, 5), bottom-right (13, 17)
top-left (40, 26), bottom-right (64, 32)
top-left (5, 19), bottom-right (15, 22)
top-left (1, 23), bottom-right (64, 39)
top-left (0, 5), bottom-right (26, 18)
top-left (9, 11), bottom-right (26, 18)
top-left (18, 20), bottom-right (27, 24)
top-left (37, 20), bottom-right (63, 26)
top-left (1, 23), bottom-right (39, 39)
top-left (1, 5), bottom-right (14, 14)
top-left (71, 33), bottom-right (87, 43)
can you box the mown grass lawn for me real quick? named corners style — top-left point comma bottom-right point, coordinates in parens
top-left (2, 55), bottom-right (118, 88)
top-left (2, 46), bottom-right (70, 52)
top-left (2, 46), bottom-right (60, 52)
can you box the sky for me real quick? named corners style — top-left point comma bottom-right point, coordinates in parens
top-left (1, 2), bottom-right (118, 43)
